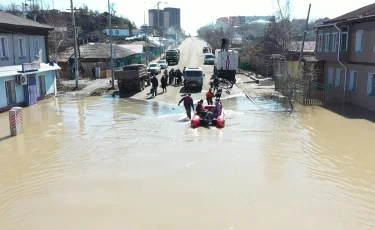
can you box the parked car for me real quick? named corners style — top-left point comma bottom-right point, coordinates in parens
top-left (203, 47), bottom-right (208, 53)
top-left (157, 60), bottom-right (168, 69)
top-left (147, 63), bottom-right (161, 74)
top-left (204, 53), bottom-right (215, 65)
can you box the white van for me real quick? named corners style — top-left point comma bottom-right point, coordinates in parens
top-left (184, 67), bottom-right (205, 91)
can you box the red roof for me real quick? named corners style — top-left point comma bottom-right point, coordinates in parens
top-left (326, 3), bottom-right (375, 23)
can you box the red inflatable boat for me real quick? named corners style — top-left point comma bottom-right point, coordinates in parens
top-left (191, 105), bottom-right (225, 128)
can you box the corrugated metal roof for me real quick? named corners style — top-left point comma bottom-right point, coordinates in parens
top-left (0, 11), bottom-right (52, 29)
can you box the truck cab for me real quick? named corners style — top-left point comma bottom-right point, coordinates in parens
top-left (184, 67), bottom-right (205, 91)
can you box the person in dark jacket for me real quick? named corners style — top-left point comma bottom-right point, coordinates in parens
top-left (91, 66), bottom-right (96, 80)
top-left (213, 76), bottom-right (219, 92)
top-left (151, 75), bottom-right (158, 96)
top-left (161, 74), bottom-right (168, 93)
top-left (178, 93), bottom-right (194, 119)
top-left (169, 68), bottom-right (174, 85)
top-left (221, 38), bottom-right (227, 51)
top-left (176, 69), bottom-right (182, 86)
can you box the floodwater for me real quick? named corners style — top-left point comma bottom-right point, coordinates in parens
top-left (1, 95), bottom-right (375, 230)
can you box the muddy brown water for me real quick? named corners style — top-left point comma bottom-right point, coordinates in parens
top-left (1, 95), bottom-right (375, 230)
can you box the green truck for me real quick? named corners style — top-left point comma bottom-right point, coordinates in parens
top-left (166, 49), bottom-right (180, 65)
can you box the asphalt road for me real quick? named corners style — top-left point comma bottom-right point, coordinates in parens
top-left (129, 37), bottom-right (242, 104)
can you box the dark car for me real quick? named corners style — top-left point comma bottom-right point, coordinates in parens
top-left (203, 47), bottom-right (208, 53)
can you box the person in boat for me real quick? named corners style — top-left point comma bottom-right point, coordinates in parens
top-left (205, 99), bottom-right (223, 124)
top-left (178, 93), bottom-right (194, 119)
top-left (206, 88), bottom-right (214, 105)
top-left (196, 99), bottom-right (207, 117)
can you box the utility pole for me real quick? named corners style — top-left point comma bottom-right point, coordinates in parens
top-left (70, 0), bottom-right (79, 88)
top-left (298, 3), bottom-right (311, 71)
top-left (108, 0), bottom-right (115, 89)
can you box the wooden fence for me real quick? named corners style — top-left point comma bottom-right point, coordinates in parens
top-left (275, 81), bottom-right (351, 106)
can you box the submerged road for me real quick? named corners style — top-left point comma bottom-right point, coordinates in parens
top-left (130, 37), bottom-right (243, 104)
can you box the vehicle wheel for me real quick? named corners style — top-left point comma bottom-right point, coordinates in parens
top-left (198, 86), bottom-right (203, 91)
top-left (137, 81), bottom-right (143, 92)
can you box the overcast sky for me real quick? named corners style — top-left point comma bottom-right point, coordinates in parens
top-left (6, 0), bottom-right (375, 35)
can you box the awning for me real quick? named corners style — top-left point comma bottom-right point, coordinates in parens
top-left (0, 63), bottom-right (61, 78)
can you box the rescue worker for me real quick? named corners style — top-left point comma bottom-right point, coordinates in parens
top-left (178, 93), bottom-right (194, 119)
top-left (161, 74), bottom-right (168, 93)
top-left (205, 99), bottom-right (223, 125)
top-left (206, 88), bottom-right (214, 105)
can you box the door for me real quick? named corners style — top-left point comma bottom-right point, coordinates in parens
top-left (5, 80), bottom-right (17, 105)
top-left (39, 75), bottom-right (46, 96)
top-left (328, 67), bottom-right (334, 86)
top-left (28, 75), bottom-right (37, 105)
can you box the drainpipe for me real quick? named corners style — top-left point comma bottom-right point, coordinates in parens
top-left (334, 23), bottom-right (348, 102)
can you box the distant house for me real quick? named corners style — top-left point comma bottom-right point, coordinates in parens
top-left (58, 43), bottom-right (136, 79)
top-left (0, 11), bottom-right (60, 113)
top-left (314, 3), bottom-right (375, 111)
top-left (117, 44), bottom-right (145, 63)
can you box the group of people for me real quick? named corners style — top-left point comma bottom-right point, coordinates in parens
top-left (178, 93), bottom-right (223, 124)
top-left (149, 67), bottom-right (187, 97)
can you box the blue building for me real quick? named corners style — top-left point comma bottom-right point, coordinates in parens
top-left (0, 11), bottom-right (60, 113)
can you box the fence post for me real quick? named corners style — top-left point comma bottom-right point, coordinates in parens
top-left (9, 107), bottom-right (24, 136)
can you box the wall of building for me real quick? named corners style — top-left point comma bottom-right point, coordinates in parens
top-left (324, 61), bottom-right (375, 112)
top-left (0, 33), bottom-right (46, 67)
top-left (0, 70), bottom-right (56, 111)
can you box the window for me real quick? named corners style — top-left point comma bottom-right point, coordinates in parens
top-left (5, 80), bottom-right (17, 105)
top-left (331, 33), bottom-right (338, 52)
top-left (355, 30), bottom-right (363, 52)
top-left (0, 37), bottom-right (9, 58)
top-left (328, 67), bottom-right (334, 86)
top-left (367, 73), bottom-right (375, 96)
top-left (34, 39), bottom-right (40, 57)
top-left (349, 71), bottom-right (357, 92)
top-left (335, 68), bottom-right (342, 87)
top-left (18, 37), bottom-right (26, 57)
top-left (340, 26), bottom-right (349, 51)
top-left (324, 33), bottom-right (330, 52)
top-left (317, 34), bottom-right (323, 52)
top-left (39, 75), bottom-right (46, 96)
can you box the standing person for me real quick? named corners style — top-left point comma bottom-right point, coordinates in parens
top-left (184, 79), bottom-right (190, 94)
top-left (183, 67), bottom-right (186, 77)
top-left (178, 93), bottom-right (194, 119)
top-left (221, 38), bottom-right (226, 51)
top-left (161, 74), bottom-right (168, 93)
top-left (80, 65), bottom-right (86, 78)
top-left (215, 88), bottom-right (222, 100)
top-left (177, 69), bottom-right (182, 86)
top-left (169, 68), bottom-right (174, 85)
top-left (151, 75), bottom-right (158, 97)
top-left (206, 88), bottom-right (214, 105)
top-left (213, 75), bottom-right (219, 92)
top-left (91, 66), bottom-right (96, 80)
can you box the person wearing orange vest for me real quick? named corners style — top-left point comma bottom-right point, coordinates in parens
top-left (206, 88), bottom-right (214, 105)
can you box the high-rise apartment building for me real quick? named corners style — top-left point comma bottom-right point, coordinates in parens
top-left (148, 7), bottom-right (180, 29)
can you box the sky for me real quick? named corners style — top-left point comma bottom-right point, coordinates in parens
top-left (5, 0), bottom-right (375, 35)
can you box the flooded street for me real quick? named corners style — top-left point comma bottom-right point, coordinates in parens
top-left (1, 94), bottom-right (375, 230)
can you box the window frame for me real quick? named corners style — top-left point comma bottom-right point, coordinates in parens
top-left (340, 26), bottom-right (349, 51)
top-left (355, 30), bottom-right (363, 52)
top-left (349, 71), bottom-right (358, 93)
top-left (0, 36), bottom-right (9, 58)
top-left (317, 34), bottom-right (323, 52)
top-left (331, 32), bottom-right (338, 52)
top-left (18, 37), bottom-right (26, 58)
top-left (34, 39), bottom-right (40, 57)
top-left (324, 33), bottom-right (330, 52)
top-left (335, 68), bottom-right (342, 88)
